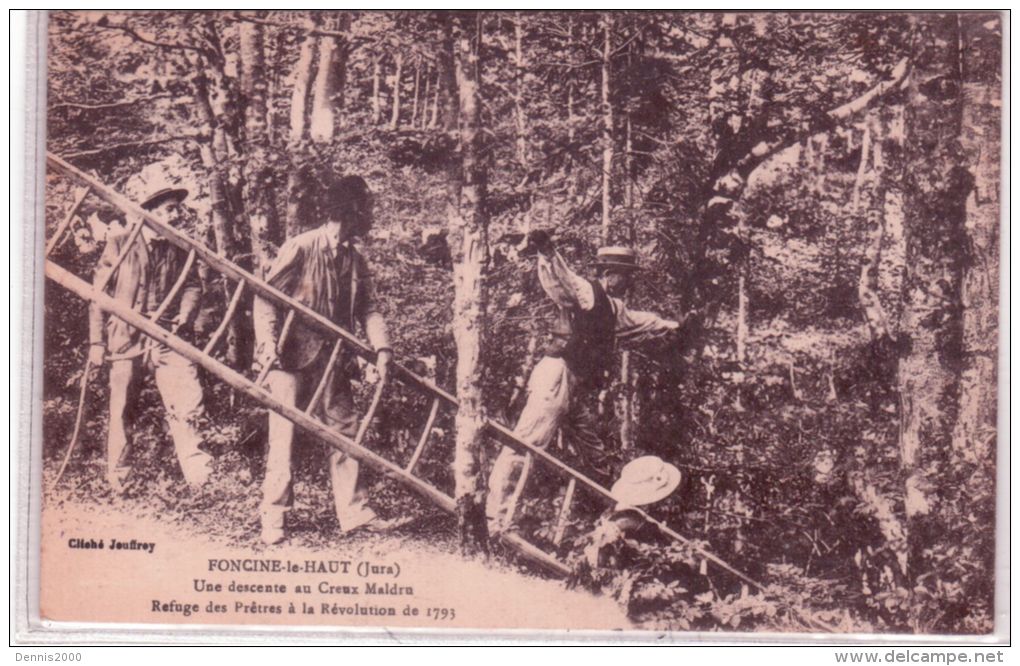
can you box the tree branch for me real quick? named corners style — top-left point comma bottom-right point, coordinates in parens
top-left (224, 13), bottom-right (348, 40)
top-left (93, 18), bottom-right (209, 55)
top-left (737, 57), bottom-right (910, 178)
top-left (50, 93), bottom-right (189, 112)
top-left (62, 133), bottom-right (205, 159)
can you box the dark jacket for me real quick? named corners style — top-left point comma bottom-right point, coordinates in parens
top-left (253, 226), bottom-right (380, 372)
top-left (88, 227), bottom-right (201, 354)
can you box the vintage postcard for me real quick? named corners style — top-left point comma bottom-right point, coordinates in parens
top-left (23, 10), bottom-right (1004, 640)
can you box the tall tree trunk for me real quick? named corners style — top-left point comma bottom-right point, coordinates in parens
top-left (309, 13), bottom-right (349, 143)
top-left (189, 57), bottom-right (235, 258)
top-left (428, 67), bottom-right (441, 129)
top-left (446, 12), bottom-right (489, 555)
top-left (265, 27), bottom-right (288, 149)
top-left (437, 24), bottom-right (458, 133)
top-left (410, 59), bottom-right (421, 128)
top-left (854, 110), bottom-right (910, 581)
top-left (566, 16), bottom-right (576, 144)
top-left (898, 13), bottom-right (972, 581)
top-left (288, 18), bottom-right (318, 146)
top-left (420, 64), bottom-right (432, 129)
top-left (513, 12), bottom-right (527, 166)
top-left (189, 51), bottom-right (244, 366)
top-left (184, 21), bottom-right (250, 367)
top-left (284, 16), bottom-right (319, 238)
top-left (599, 12), bottom-right (614, 244)
top-left (371, 54), bottom-right (383, 125)
top-left (389, 51), bottom-right (404, 130)
top-left (238, 17), bottom-right (280, 272)
top-left (617, 111), bottom-right (636, 449)
top-left (953, 15), bottom-right (1000, 466)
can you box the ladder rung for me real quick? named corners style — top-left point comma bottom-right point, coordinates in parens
top-left (255, 360), bottom-right (274, 387)
top-left (552, 477), bottom-right (576, 547)
top-left (257, 310), bottom-right (297, 386)
top-left (503, 452), bottom-right (533, 528)
top-left (276, 310), bottom-right (297, 352)
top-left (352, 374), bottom-right (388, 448)
top-left (405, 397), bottom-right (440, 474)
top-left (202, 280), bottom-right (246, 354)
top-left (94, 217), bottom-right (147, 294)
top-left (148, 248), bottom-right (196, 323)
top-left (304, 340), bottom-right (343, 415)
top-left (45, 186), bottom-right (91, 257)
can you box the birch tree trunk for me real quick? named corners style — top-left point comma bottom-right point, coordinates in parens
top-left (420, 65), bottom-right (432, 129)
top-left (389, 51), bottom-right (404, 130)
top-left (854, 111), bottom-right (910, 581)
top-left (371, 54), bottom-right (383, 125)
top-left (617, 112), bottom-right (636, 449)
top-left (238, 17), bottom-right (280, 273)
top-left (189, 57), bottom-right (235, 259)
top-left (566, 16), bottom-right (576, 144)
top-left (599, 12), bottom-right (614, 244)
top-left (188, 50), bottom-right (244, 366)
top-left (284, 17), bottom-right (319, 238)
top-left (288, 19), bottom-right (318, 146)
top-left (410, 59), bottom-right (421, 128)
top-left (952, 14), bottom-right (1001, 466)
top-left (513, 12), bottom-right (527, 166)
top-left (898, 13), bottom-right (972, 579)
top-left (446, 12), bottom-right (490, 555)
top-left (428, 67), bottom-right (441, 129)
top-left (437, 25), bottom-right (458, 133)
top-left (309, 13), bottom-right (350, 143)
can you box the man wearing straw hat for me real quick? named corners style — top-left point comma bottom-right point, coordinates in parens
top-left (87, 182), bottom-right (211, 492)
top-left (486, 231), bottom-right (683, 534)
top-left (574, 455), bottom-right (683, 573)
top-left (252, 172), bottom-right (394, 545)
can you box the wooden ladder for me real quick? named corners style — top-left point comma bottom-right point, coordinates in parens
top-left (44, 151), bottom-right (775, 593)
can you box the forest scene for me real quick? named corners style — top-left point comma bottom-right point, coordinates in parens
top-left (40, 11), bottom-right (1001, 635)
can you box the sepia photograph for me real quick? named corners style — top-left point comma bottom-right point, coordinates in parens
top-left (25, 10), bottom-right (1004, 640)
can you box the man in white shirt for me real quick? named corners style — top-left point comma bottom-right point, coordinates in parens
top-left (486, 230), bottom-right (681, 534)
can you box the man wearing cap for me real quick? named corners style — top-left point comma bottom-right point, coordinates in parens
top-left (88, 184), bottom-right (212, 491)
top-left (486, 231), bottom-right (682, 533)
top-left (252, 173), bottom-right (393, 545)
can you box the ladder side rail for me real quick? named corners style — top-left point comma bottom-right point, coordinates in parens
top-left (552, 478), bottom-right (576, 547)
top-left (202, 280), bottom-right (246, 354)
top-left (93, 217), bottom-right (147, 294)
top-left (503, 453), bottom-right (533, 528)
top-left (45, 186), bottom-right (91, 257)
top-left (483, 420), bottom-right (619, 506)
top-left (148, 249), bottom-right (197, 323)
top-left (46, 259), bottom-right (571, 578)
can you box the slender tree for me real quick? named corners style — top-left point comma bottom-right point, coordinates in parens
top-left (238, 15), bottom-right (280, 270)
top-left (445, 11), bottom-right (490, 555)
top-left (897, 13), bottom-right (973, 585)
top-left (599, 11), bottom-right (615, 243)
